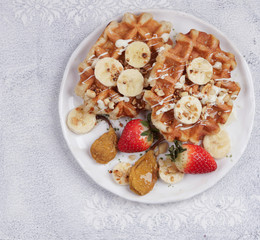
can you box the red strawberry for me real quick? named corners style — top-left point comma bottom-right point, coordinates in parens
top-left (167, 141), bottom-right (217, 174)
top-left (118, 119), bottom-right (153, 153)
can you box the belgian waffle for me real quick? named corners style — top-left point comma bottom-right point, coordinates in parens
top-left (144, 29), bottom-right (240, 143)
top-left (75, 12), bottom-right (172, 119)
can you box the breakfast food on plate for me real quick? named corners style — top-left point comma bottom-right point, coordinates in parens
top-left (158, 158), bottom-right (184, 184)
top-left (143, 29), bottom-right (240, 143)
top-left (118, 119), bottom-right (153, 153)
top-left (167, 141), bottom-right (217, 174)
top-left (112, 162), bottom-right (132, 185)
top-left (66, 12), bottom-right (242, 196)
top-left (90, 116), bottom-right (117, 164)
top-left (75, 12), bottom-right (172, 119)
top-left (203, 129), bottom-right (231, 159)
top-left (129, 150), bottom-right (158, 195)
top-left (67, 105), bottom-right (96, 134)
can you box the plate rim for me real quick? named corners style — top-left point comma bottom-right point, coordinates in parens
top-left (58, 9), bottom-right (255, 204)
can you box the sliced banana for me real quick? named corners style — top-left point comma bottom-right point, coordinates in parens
top-left (125, 41), bottom-right (151, 68)
top-left (159, 159), bottom-right (184, 184)
top-left (174, 96), bottom-right (202, 124)
top-left (187, 57), bottom-right (213, 85)
top-left (203, 129), bottom-right (231, 159)
top-left (117, 69), bottom-right (144, 97)
top-left (67, 106), bottom-right (96, 134)
top-left (94, 57), bottom-right (123, 87)
top-left (112, 162), bottom-right (132, 185)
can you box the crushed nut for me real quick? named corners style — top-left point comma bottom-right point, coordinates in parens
top-left (108, 101), bottom-right (115, 109)
top-left (180, 91), bottom-right (188, 97)
top-left (86, 89), bottom-right (96, 99)
top-left (104, 98), bottom-right (110, 105)
top-left (223, 94), bottom-right (230, 102)
top-left (155, 88), bottom-right (165, 97)
top-left (213, 61), bottom-right (222, 70)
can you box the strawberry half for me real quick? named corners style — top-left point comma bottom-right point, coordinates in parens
top-left (118, 119), bottom-right (153, 153)
top-left (167, 141), bottom-right (217, 174)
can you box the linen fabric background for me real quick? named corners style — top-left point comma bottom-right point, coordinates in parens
top-left (0, 0), bottom-right (259, 239)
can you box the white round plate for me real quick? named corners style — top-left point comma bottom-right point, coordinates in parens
top-left (59, 9), bottom-right (255, 204)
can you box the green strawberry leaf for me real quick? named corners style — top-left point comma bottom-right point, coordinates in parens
top-left (166, 140), bottom-right (186, 162)
top-left (146, 113), bottom-right (159, 140)
top-left (141, 130), bottom-right (153, 142)
top-left (147, 132), bottom-right (153, 142)
top-left (140, 120), bottom-right (149, 128)
top-left (141, 130), bottom-right (150, 136)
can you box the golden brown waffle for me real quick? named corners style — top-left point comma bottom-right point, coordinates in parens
top-left (75, 12), bottom-right (172, 119)
top-left (144, 29), bottom-right (240, 143)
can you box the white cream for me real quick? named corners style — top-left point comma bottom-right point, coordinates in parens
top-left (156, 103), bottom-right (175, 115)
top-left (180, 124), bottom-right (196, 131)
top-left (115, 39), bottom-right (132, 48)
top-left (91, 52), bottom-right (109, 68)
top-left (79, 66), bottom-right (91, 75)
top-left (118, 96), bottom-right (130, 102)
top-left (82, 74), bottom-right (94, 84)
top-left (214, 78), bottom-right (232, 81)
top-left (157, 46), bottom-right (165, 53)
top-left (161, 73), bottom-right (169, 79)
top-left (115, 39), bottom-right (132, 55)
top-left (175, 75), bottom-right (186, 89)
top-left (157, 66), bottom-right (173, 73)
top-left (203, 110), bottom-right (210, 120)
top-left (145, 33), bottom-right (169, 42)
top-left (151, 94), bottom-right (174, 108)
top-left (113, 96), bottom-right (130, 103)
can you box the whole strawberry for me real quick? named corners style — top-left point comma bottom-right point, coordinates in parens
top-left (167, 141), bottom-right (217, 174)
top-left (118, 119), bottom-right (153, 153)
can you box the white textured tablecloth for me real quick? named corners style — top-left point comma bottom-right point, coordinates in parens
top-left (1, 0), bottom-right (259, 239)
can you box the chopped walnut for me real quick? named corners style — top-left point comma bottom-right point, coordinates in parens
top-left (180, 91), bottom-right (189, 97)
top-left (108, 101), bottom-right (115, 109)
top-left (104, 98), bottom-right (110, 105)
top-left (155, 88), bottom-right (165, 97)
top-left (86, 89), bottom-right (96, 99)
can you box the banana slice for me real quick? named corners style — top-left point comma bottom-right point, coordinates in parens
top-left (159, 159), bottom-right (184, 184)
top-left (174, 96), bottom-right (202, 124)
top-left (94, 57), bottom-right (123, 87)
top-left (112, 162), bottom-right (132, 185)
top-left (187, 57), bottom-right (213, 85)
top-left (125, 41), bottom-right (151, 68)
top-left (67, 106), bottom-right (96, 134)
top-left (203, 129), bottom-right (231, 159)
top-left (117, 69), bottom-right (144, 97)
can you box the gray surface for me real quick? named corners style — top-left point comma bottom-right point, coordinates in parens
top-left (1, 0), bottom-right (259, 239)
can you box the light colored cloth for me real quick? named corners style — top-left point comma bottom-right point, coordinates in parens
top-left (1, 0), bottom-right (259, 239)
